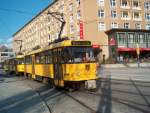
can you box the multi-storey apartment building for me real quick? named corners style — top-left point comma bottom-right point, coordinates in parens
top-left (13, 0), bottom-right (150, 61)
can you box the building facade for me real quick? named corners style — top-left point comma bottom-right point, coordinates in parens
top-left (106, 29), bottom-right (150, 63)
top-left (0, 52), bottom-right (15, 63)
top-left (13, 0), bottom-right (150, 60)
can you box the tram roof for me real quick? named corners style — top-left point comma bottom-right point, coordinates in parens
top-left (26, 40), bottom-right (92, 56)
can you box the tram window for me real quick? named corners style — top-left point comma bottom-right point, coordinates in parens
top-left (35, 55), bottom-right (40, 64)
top-left (71, 47), bottom-right (96, 63)
top-left (61, 48), bottom-right (73, 63)
top-left (17, 58), bottom-right (24, 64)
top-left (40, 55), bottom-right (45, 64)
top-left (25, 56), bottom-right (32, 64)
top-left (44, 50), bottom-right (52, 64)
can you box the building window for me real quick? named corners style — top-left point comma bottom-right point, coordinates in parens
top-left (118, 33), bottom-right (127, 45)
top-left (122, 11), bottom-right (129, 18)
top-left (111, 10), bottom-right (117, 18)
top-left (59, 6), bottom-right (64, 13)
top-left (124, 23), bottom-right (129, 29)
top-left (133, 12), bottom-right (140, 19)
top-left (1, 53), bottom-right (8, 56)
top-left (76, 0), bottom-right (80, 6)
top-left (144, 2), bottom-right (150, 10)
top-left (97, 0), bottom-right (104, 6)
top-left (69, 3), bottom-right (73, 12)
top-left (146, 24), bottom-right (150, 30)
top-left (128, 33), bottom-right (134, 43)
top-left (133, 0), bottom-right (139, 7)
top-left (110, 0), bottom-right (116, 7)
top-left (98, 22), bottom-right (106, 31)
top-left (148, 34), bottom-right (150, 44)
top-left (70, 15), bottom-right (74, 23)
top-left (49, 35), bottom-right (51, 40)
top-left (111, 22), bottom-right (118, 28)
top-left (77, 10), bottom-right (81, 19)
top-left (121, 0), bottom-right (128, 6)
top-left (145, 13), bottom-right (150, 20)
top-left (135, 23), bottom-right (141, 29)
top-left (70, 25), bottom-right (74, 33)
top-left (98, 9), bottom-right (105, 18)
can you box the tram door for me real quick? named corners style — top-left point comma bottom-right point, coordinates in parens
top-left (53, 48), bottom-right (64, 87)
top-left (32, 55), bottom-right (35, 79)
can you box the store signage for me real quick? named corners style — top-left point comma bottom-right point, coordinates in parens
top-left (79, 21), bottom-right (84, 39)
top-left (109, 38), bottom-right (116, 46)
top-left (92, 44), bottom-right (100, 48)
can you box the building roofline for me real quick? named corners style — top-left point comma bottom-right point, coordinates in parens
top-left (12, 0), bottom-right (58, 37)
top-left (105, 28), bottom-right (150, 34)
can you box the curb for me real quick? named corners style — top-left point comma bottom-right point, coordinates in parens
top-left (101, 63), bottom-right (150, 68)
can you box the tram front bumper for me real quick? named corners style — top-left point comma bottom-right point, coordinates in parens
top-left (85, 80), bottom-right (96, 89)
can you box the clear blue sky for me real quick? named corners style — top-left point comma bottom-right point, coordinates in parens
top-left (0, 0), bottom-right (53, 46)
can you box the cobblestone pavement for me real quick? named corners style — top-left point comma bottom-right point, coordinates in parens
top-left (0, 69), bottom-right (150, 113)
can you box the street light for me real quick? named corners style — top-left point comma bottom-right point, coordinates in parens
top-left (14, 39), bottom-right (23, 55)
top-left (136, 43), bottom-right (140, 68)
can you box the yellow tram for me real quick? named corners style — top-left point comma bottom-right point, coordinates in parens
top-left (4, 58), bottom-right (16, 74)
top-left (5, 40), bottom-right (99, 89)
top-left (16, 55), bottom-right (24, 75)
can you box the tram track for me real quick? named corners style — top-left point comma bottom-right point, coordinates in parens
top-left (5, 75), bottom-right (150, 113)
top-left (62, 91), bottom-right (97, 113)
top-left (26, 82), bottom-right (52, 113)
top-left (77, 88), bottom-right (150, 113)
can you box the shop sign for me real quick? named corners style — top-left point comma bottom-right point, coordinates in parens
top-left (109, 38), bottom-right (116, 46)
top-left (79, 21), bottom-right (84, 39)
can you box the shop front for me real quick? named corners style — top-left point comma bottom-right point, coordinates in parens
top-left (105, 29), bottom-right (150, 63)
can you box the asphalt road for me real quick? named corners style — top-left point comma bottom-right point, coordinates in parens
top-left (0, 68), bottom-right (150, 113)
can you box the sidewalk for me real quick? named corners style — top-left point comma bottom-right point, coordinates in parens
top-left (98, 66), bottom-right (150, 82)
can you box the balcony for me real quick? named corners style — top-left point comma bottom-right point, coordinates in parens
top-left (133, 17), bottom-right (142, 21)
top-left (120, 5), bottom-right (130, 9)
top-left (132, 7), bottom-right (141, 10)
top-left (121, 16), bottom-right (131, 20)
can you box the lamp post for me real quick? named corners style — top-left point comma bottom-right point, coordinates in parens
top-left (14, 39), bottom-right (23, 55)
top-left (136, 43), bottom-right (140, 68)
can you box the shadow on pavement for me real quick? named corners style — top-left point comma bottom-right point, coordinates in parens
top-left (96, 77), bottom-right (112, 113)
top-left (0, 84), bottom-right (63, 113)
top-left (96, 77), bottom-right (150, 113)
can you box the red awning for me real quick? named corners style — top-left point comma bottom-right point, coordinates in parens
top-left (117, 48), bottom-right (135, 52)
top-left (140, 48), bottom-right (150, 51)
top-left (117, 48), bottom-right (150, 52)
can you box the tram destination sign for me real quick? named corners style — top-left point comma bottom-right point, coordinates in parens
top-left (71, 41), bottom-right (91, 46)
